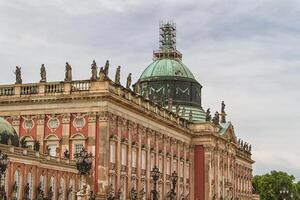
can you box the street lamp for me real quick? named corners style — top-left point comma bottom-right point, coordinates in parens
top-left (74, 148), bottom-right (94, 199)
top-left (151, 166), bottom-right (160, 200)
top-left (0, 150), bottom-right (8, 199)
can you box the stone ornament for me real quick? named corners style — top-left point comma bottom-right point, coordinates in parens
top-left (23, 119), bottom-right (34, 132)
top-left (73, 116), bottom-right (86, 130)
top-left (126, 73), bottom-right (132, 90)
top-left (47, 117), bottom-right (60, 132)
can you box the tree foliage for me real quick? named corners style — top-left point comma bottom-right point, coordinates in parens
top-left (253, 171), bottom-right (300, 200)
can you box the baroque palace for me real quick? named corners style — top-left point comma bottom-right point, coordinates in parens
top-left (0, 22), bottom-right (257, 200)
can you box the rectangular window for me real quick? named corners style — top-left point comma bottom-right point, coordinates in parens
top-left (173, 160), bottom-right (177, 172)
top-left (186, 164), bottom-right (190, 179)
top-left (166, 158), bottom-right (171, 175)
top-left (74, 144), bottom-right (84, 155)
top-left (110, 142), bottom-right (116, 163)
top-left (180, 162), bottom-right (184, 177)
top-left (158, 156), bottom-right (163, 172)
top-left (141, 150), bottom-right (146, 170)
top-left (132, 148), bottom-right (137, 168)
top-left (121, 145), bottom-right (127, 166)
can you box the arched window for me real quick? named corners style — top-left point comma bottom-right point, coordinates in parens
top-left (70, 133), bottom-right (86, 159)
top-left (14, 170), bottom-right (21, 199)
top-left (45, 134), bottom-right (60, 157)
top-left (27, 172), bottom-right (33, 199)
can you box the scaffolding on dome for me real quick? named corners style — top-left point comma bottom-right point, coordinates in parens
top-left (153, 21), bottom-right (182, 61)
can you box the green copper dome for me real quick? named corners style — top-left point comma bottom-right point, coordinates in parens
top-left (0, 117), bottom-right (19, 147)
top-left (140, 58), bottom-right (195, 81)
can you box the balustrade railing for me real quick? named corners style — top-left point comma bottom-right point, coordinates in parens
top-left (21, 85), bottom-right (39, 95)
top-left (0, 86), bottom-right (14, 96)
top-left (45, 83), bottom-right (64, 93)
top-left (71, 80), bottom-right (90, 92)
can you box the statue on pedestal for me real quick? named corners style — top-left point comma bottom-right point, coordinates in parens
top-left (126, 73), bottom-right (132, 90)
top-left (104, 60), bottom-right (109, 77)
top-left (115, 66), bottom-right (121, 85)
top-left (91, 60), bottom-right (98, 80)
top-left (205, 108), bottom-right (211, 122)
top-left (220, 101), bottom-right (226, 123)
top-left (212, 111), bottom-right (220, 125)
top-left (14, 66), bottom-right (22, 84)
top-left (65, 62), bottom-right (72, 82)
top-left (40, 64), bottom-right (47, 83)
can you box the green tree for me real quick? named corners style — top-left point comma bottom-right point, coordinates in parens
top-left (253, 171), bottom-right (299, 200)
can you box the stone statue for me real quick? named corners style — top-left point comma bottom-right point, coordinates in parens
top-left (126, 73), bottom-right (132, 90)
top-left (205, 108), bottom-right (211, 122)
top-left (14, 66), bottom-right (22, 84)
top-left (175, 105), bottom-right (180, 116)
top-left (104, 60), bottom-right (109, 76)
top-left (33, 140), bottom-right (40, 152)
top-left (212, 111), bottom-right (219, 125)
top-left (48, 186), bottom-right (53, 200)
top-left (115, 66), bottom-right (121, 84)
top-left (64, 149), bottom-right (70, 159)
top-left (40, 64), bottom-right (47, 83)
top-left (99, 67), bottom-right (106, 81)
top-left (24, 183), bottom-right (30, 200)
top-left (221, 101), bottom-right (225, 113)
top-left (133, 83), bottom-right (140, 94)
top-left (91, 60), bottom-right (98, 80)
top-left (20, 137), bottom-right (27, 148)
top-left (249, 145), bottom-right (252, 152)
top-left (65, 62), bottom-right (72, 82)
top-left (189, 110), bottom-right (193, 121)
top-left (181, 106), bottom-right (186, 118)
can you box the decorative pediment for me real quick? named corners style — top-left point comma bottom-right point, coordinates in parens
top-left (221, 123), bottom-right (237, 144)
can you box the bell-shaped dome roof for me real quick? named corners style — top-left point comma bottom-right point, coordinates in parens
top-left (140, 58), bottom-right (195, 81)
top-left (0, 117), bottom-right (19, 147)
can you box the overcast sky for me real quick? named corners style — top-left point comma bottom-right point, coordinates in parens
top-left (1, 0), bottom-right (300, 179)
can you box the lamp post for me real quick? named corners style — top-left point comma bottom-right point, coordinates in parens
top-left (74, 148), bottom-right (94, 199)
top-left (151, 166), bottom-right (160, 200)
top-left (0, 150), bottom-right (8, 199)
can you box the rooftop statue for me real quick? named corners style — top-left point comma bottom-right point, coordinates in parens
top-left (99, 67), bottom-right (106, 81)
top-left (14, 66), bottom-right (22, 84)
top-left (115, 66), bottom-right (121, 85)
top-left (205, 108), bottom-right (211, 122)
top-left (40, 64), bottom-right (47, 83)
top-left (104, 60), bottom-right (109, 76)
top-left (133, 83), bottom-right (140, 94)
top-left (221, 101), bottom-right (226, 113)
top-left (126, 73), bottom-right (132, 90)
top-left (64, 62), bottom-right (72, 82)
top-left (90, 60), bottom-right (98, 80)
top-left (212, 111), bottom-right (219, 125)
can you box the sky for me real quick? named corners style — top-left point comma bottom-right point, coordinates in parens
top-left (0, 0), bottom-right (300, 179)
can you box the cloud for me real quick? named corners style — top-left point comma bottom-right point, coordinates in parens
top-left (0, 0), bottom-right (300, 178)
